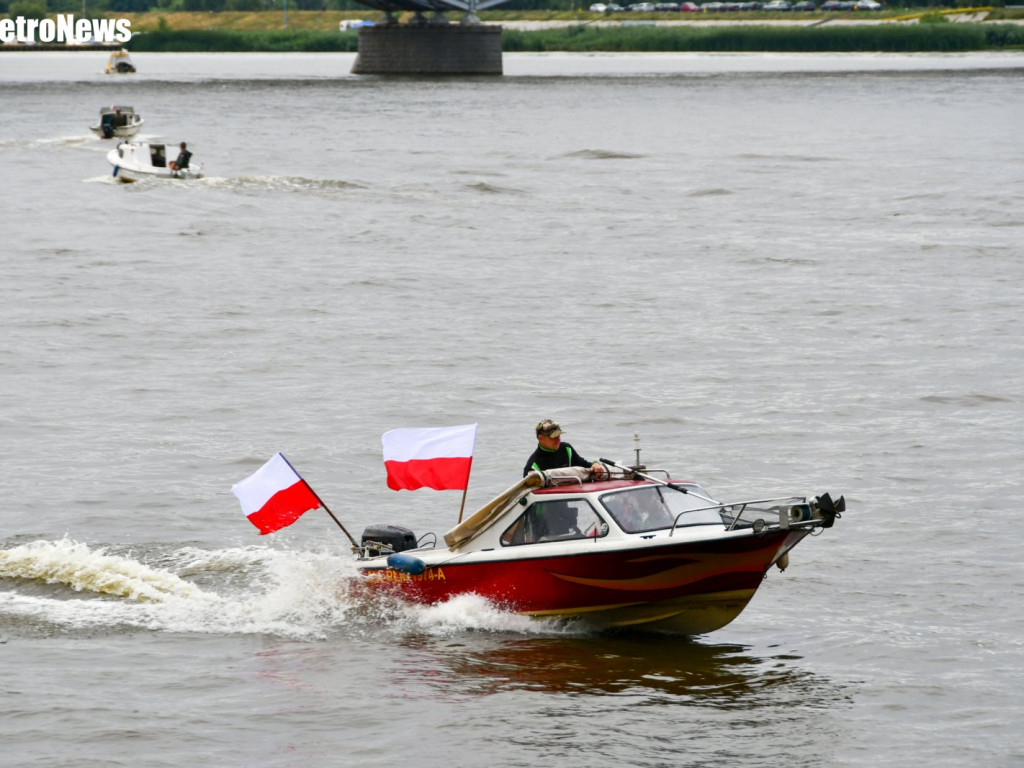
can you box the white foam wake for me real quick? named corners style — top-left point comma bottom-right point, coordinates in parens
top-left (0, 539), bottom-right (203, 602)
top-left (0, 538), bottom-right (585, 639)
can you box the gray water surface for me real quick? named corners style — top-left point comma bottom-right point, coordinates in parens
top-left (1, 52), bottom-right (1023, 767)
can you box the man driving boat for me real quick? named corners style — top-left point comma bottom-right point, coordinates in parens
top-left (523, 419), bottom-right (606, 479)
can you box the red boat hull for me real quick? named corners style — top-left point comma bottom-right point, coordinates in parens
top-left (360, 530), bottom-right (802, 634)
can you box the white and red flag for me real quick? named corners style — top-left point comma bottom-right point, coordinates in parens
top-left (382, 424), bottom-right (478, 491)
top-left (231, 452), bottom-right (321, 535)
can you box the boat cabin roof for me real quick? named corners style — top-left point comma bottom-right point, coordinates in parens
top-left (533, 478), bottom-right (694, 495)
top-left (101, 105), bottom-right (135, 114)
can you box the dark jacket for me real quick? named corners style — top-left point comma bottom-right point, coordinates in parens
top-left (523, 442), bottom-right (591, 477)
top-left (175, 149), bottom-right (192, 169)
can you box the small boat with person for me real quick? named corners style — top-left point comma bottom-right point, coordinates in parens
top-left (90, 105), bottom-right (144, 140)
top-left (107, 140), bottom-right (203, 182)
top-left (231, 430), bottom-right (844, 636)
top-left (104, 49), bottom-right (136, 74)
top-left (355, 461), bottom-right (844, 634)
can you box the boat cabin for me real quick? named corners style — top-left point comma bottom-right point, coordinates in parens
top-left (99, 106), bottom-right (135, 127)
top-left (498, 480), bottom-right (726, 547)
top-left (114, 142), bottom-right (166, 168)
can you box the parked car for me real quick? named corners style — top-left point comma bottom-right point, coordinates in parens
top-left (701, 1), bottom-right (725, 9)
top-left (762, 0), bottom-right (791, 9)
top-left (855, 0), bottom-right (882, 8)
top-left (589, 2), bottom-right (607, 9)
top-left (655, 2), bottom-right (681, 9)
top-left (339, 19), bottom-right (374, 30)
top-left (679, 1), bottom-right (700, 9)
top-left (631, 1), bottom-right (658, 9)
top-left (792, 1), bottom-right (816, 9)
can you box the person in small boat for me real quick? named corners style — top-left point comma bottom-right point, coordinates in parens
top-left (169, 142), bottom-right (192, 172)
top-left (523, 419), bottom-right (606, 479)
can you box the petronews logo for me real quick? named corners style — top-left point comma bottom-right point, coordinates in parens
top-left (0, 15), bottom-right (132, 44)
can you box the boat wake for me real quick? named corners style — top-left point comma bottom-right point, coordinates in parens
top-left (561, 148), bottom-right (645, 160)
top-left (0, 538), bottom-right (578, 640)
top-left (83, 174), bottom-right (123, 184)
top-left (0, 135), bottom-right (100, 150)
top-left (206, 175), bottom-right (368, 195)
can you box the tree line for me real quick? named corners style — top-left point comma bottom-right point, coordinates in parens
top-left (0, 0), bottom-right (1007, 17)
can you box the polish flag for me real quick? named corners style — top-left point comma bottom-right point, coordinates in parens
top-left (231, 452), bottom-right (321, 535)
top-left (382, 424), bottom-right (477, 491)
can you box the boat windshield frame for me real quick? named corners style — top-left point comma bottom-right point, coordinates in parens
top-left (600, 485), bottom-right (726, 534)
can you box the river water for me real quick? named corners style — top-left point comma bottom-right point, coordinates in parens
top-left (1, 50), bottom-right (1023, 767)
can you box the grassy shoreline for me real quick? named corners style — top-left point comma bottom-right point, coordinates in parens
top-left (119, 21), bottom-right (1024, 52)
top-left (6, 10), bottom-right (1024, 52)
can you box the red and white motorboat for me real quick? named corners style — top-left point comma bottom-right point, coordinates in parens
top-left (356, 460), bottom-right (843, 634)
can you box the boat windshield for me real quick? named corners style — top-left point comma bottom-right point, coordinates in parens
top-left (500, 498), bottom-right (606, 546)
top-left (601, 486), bottom-right (725, 534)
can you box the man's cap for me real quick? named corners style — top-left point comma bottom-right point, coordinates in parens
top-left (536, 419), bottom-right (562, 438)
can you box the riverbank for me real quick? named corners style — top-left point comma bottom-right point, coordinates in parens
top-left (105, 7), bottom-right (1024, 35)
top-left (112, 21), bottom-right (1024, 53)
top-left (3, 9), bottom-right (1023, 53)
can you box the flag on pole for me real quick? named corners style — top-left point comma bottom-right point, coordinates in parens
top-left (382, 424), bottom-right (478, 491)
top-left (231, 452), bottom-right (321, 535)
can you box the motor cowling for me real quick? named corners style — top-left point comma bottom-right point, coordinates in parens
top-left (814, 493), bottom-right (845, 528)
top-left (361, 524), bottom-right (417, 557)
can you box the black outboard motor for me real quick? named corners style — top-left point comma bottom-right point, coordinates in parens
top-left (815, 493), bottom-right (846, 528)
top-left (361, 524), bottom-right (417, 557)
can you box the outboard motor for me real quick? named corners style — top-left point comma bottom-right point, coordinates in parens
top-left (814, 493), bottom-right (845, 528)
top-left (360, 524), bottom-right (417, 557)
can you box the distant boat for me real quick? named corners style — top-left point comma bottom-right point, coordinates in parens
top-left (90, 105), bottom-right (144, 140)
top-left (104, 49), bottom-right (136, 74)
top-left (108, 141), bottom-right (204, 183)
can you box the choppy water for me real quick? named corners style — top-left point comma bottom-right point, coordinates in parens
top-left (2, 51), bottom-right (1023, 767)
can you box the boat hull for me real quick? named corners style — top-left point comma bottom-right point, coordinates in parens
top-left (360, 528), bottom-right (806, 634)
top-left (91, 123), bottom-right (142, 140)
top-left (107, 145), bottom-right (203, 183)
top-left (111, 165), bottom-right (203, 183)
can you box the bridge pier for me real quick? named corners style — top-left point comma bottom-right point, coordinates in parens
top-left (352, 24), bottom-right (503, 76)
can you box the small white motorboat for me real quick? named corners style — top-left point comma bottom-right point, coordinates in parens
top-left (90, 105), bottom-right (144, 140)
top-left (107, 141), bottom-right (204, 183)
top-left (105, 49), bottom-right (136, 74)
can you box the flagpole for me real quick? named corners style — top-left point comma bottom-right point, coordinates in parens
top-left (311, 486), bottom-right (360, 551)
top-left (457, 458), bottom-right (473, 523)
top-left (279, 454), bottom-right (360, 551)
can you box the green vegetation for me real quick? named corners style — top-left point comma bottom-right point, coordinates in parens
top-left (3, 5), bottom-right (1023, 52)
top-left (501, 22), bottom-right (1024, 51)
top-left (112, 15), bottom-right (1024, 52)
top-left (129, 28), bottom-right (359, 49)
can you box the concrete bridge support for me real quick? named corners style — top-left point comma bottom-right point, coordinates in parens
top-left (352, 24), bottom-right (503, 76)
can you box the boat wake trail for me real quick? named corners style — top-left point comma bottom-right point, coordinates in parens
top-left (0, 539), bottom-right (203, 602)
top-left (0, 136), bottom-right (100, 150)
top-left (0, 539), bottom-right (575, 640)
top-left (206, 175), bottom-right (368, 195)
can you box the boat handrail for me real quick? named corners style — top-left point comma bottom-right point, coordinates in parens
top-left (669, 495), bottom-right (806, 536)
top-left (642, 468), bottom-right (671, 480)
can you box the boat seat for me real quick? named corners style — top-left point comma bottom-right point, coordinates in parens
top-left (533, 501), bottom-right (580, 540)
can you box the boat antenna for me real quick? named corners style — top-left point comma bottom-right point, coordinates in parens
top-left (633, 432), bottom-right (642, 469)
top-left (600, 456), bottom-right (718, 504)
